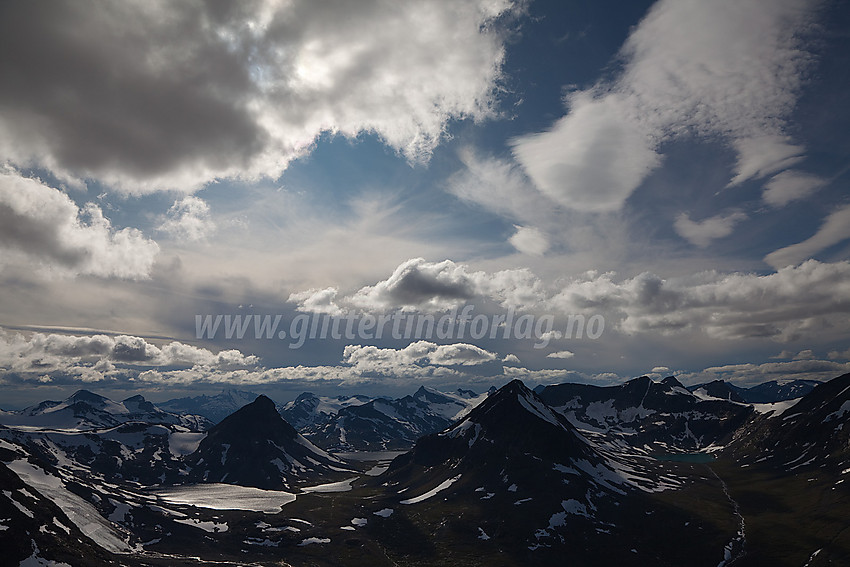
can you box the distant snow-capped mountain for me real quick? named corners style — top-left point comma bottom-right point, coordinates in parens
top-left (687, 379), bottom-right (819, 403)
top-left (304, 386), bottom-right (489, 450)
top-left (156, 389), bottom-right (262, 423)
top-left (0, 389), bottom-right (210, 431)
top-left (279, 392), bottom-right (373, 430)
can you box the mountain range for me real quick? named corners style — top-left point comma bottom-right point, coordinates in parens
top-left (1, 374), bottom-right (848, 565)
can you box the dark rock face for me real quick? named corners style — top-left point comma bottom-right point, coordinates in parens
top-left (184, 395), bottom-right (347, 489)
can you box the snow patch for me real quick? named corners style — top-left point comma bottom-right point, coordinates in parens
top-left (400, 475), bottom-right (461, 505)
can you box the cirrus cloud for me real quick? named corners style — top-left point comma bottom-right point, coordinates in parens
top-left (511, 0), bottom-right (820, 212)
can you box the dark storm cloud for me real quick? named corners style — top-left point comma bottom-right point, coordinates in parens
top-left (0, 0), bottom-right (515, 192)
top-left (0, 1), bottom-right (264, 181)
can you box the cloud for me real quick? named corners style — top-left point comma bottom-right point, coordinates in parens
top-left (0, 330), bottom-right (258, 383)
top-left (0, 171), bottom-right (158, 278)
top-left (0, 0), bottom-right (517, 193)
top-left (793, 349), bottom-right (815, 360)
top-left (288, 287), bottom-right (344, 316)
top-left (828, 348), bottom-right (850, 360)
top-left (343, 258), bottom-right (545, 312)
top-left (762, 170), bottom-right (827, 207)
top-left (651, 366), bottom-right (670, 373)
top-left (764, 204), bottom-right (850, 268)
top-left (548, 260), bottom-right (850, 342)
top-left (546, 350), bottom-right (575, 359)
top-left (512, 92), bottom-right (660, 212)
top-left (448, 149), bottom-right (555, 223)
top-left (502, 353), bottom-right (521, 365)
top-left (509, 225), bottom-right (549, 256)
top-left (511, 0), bottom-right (820, 212)
top-left (133, 341), bottom-right (502, 387)
top-left (674, 210), bottom-right (748, 248)
top-left (350, 258), bottom-right (478, 311)
top-left (292, 256), bottom-right (850, 345)
top-left (158, 196), bottom-right (215, 241)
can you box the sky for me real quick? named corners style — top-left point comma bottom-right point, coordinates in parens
top-left (1, 0), bottom-right (850, 407)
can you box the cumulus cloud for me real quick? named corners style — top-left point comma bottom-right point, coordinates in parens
top-left (764, 204), bottom-right (850, 268)
top-left (762, 170), bottom-right (827, 207)
top-left (288, 287), bottom-right (344, 316)
top-left (344, 341), bottom-right (498, 370)
top-left (0, 330), bottom-right (258, 383)
top-left (674, 210), bottom-right (748, 248)
top-left (0, 0), bottom-right (517, 193)
top-left (546, 350), bottom-right (575, 359)
top-left (158, 196), bottom-right (215, 241)
top-left (350, 258), bottom-right (478, 311)
top-left (0, 171), bottom-right (158, 278)
top-left (134, 341), bottom-right (503, 387)
top-left (511, 0), bottom-right (819, 212)
top-left (291, 256), bottom-right (850, 345)
top-left (343, 258), bottom-right (545, 312)
top-left (548, 260), bottom-right (850, 342)
top-left (502, 353), bottom-right (521, 365)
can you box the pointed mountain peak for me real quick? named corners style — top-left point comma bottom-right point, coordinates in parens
top-left (252, 394), bottom-right (275, 408)
top-left (456, 379), bottom-right (570, 433)
top-left (213, 394), bottom-right (286, 432)
top-left (187, 393), bottom-right (346, 488)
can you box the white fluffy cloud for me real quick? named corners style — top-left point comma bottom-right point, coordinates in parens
top-left (0, 172), bottom-right (159, 278)
top-left (674, 210), bottom-right (748, 248)
top-left (288, 287), bottom-right (344, 316)
top-left (0, 330), bottom-right (258, 383)
top-left (133, 341), bottom-right (504, 387)
top-left (158, 196), bottom-right (215, 241)
top-left (546, 350), bottom-right (575, 359)
top-left (0, 0), bottom-right (517, 193)
top-left (344, 341), bottom-right (498, 370)
top-left (342, 258), bottom-right (545, 312)
top-left (511, 0), bottom-right (819, 212)
top-left (350, 258), bottom-right (478, 311)
top-left (764, 204), bottom-right (850, 268)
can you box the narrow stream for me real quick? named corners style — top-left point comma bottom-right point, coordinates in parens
top-left (708, 466), bottom-right (746, 566)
